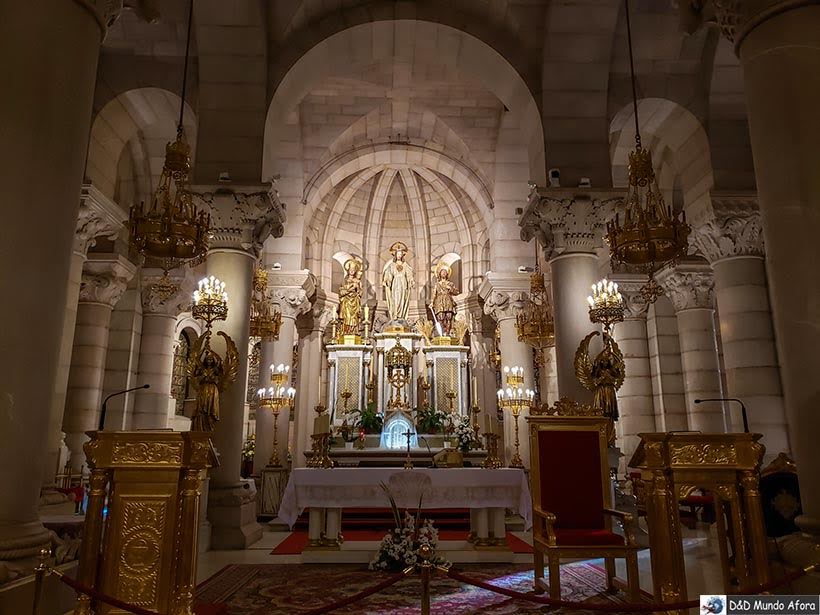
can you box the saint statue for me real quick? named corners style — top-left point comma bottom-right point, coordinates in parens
top-left (431, 262), bottom-right (458, 336)
top-left (188, 331), bottom-right (239, 432)
top-left (382, 241), bottom-right (415, 322)
top-left (338, 258), bottom-right (363, 335)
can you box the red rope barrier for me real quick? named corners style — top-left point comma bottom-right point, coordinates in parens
top-left (301, 571), bottom-right (408, 615)
top-left (446, 564), bottom-right (817, 613)
top-left (52, 570), bottom-right (161, 615)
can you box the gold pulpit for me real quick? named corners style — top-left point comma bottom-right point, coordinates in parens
top-left (629, 432), bottom-right (768, 608)
top-left (75, 431), bottom-right (217, 615)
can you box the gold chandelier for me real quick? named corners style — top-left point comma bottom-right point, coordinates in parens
top-left (516, 268), bottom-right (555, 352)
top-left (249, 266), bottom-right (282, 341)
top-left (128, 0), bottom-right (210, 274)
top-left (587, 278), bottom-right (625, 334)
top-left (604, 0), bottom-right (689, 303)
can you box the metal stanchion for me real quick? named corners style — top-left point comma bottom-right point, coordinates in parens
top-left (31, 547), bottom-right (51, 615)
top-left (404, 542), bottom-right (450, 615)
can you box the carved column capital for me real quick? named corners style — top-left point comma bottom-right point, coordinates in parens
top-left (656, 262), bottom-right (715, 312)
top-left (79, 255), bottom-right (136, 307)
top-left (609, 274), bottom-right (651, 320)
top-left (477, 272), bottom-right (531, 321)
top-left (520, 185), bottom-right (620, 259)
top-left (193, 184), bottom-right (287, 257)
top-left (678, 0), bottom-right (814, 52)
top-left (140, 269), bottom-right (194, 316)
top-left (272, 288), bottom-right (312, 320)
top-left (75, 184), bottom-right (127, 256)
top-left (692, 195), bottom-right (764, 262)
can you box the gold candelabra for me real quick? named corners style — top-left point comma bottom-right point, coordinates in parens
top-left (497, 366), bottom-right (534, 469)
top-left (587, 278), bottom-right (625, 334)
top-left (340, 390), bottom-right (352, 415)
top-left (516, 268), bottom-right (555, 353)
top-left (257, 364), bottom-right (295, 467)
top-left (471, 404), bottom-right (481, 449)
top-left (481, 433), bottom-right (503, 469)
top-left (192, 276), bottom-right (228, 335)
top-left (249, 266), bottom-right (282, 341)
top-left (604, 0), bottom-right (689, 304)
top-left (445, 390), bottom-right (456, 414)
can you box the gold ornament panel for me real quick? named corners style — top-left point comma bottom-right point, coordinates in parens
top-left (435, 357), bottom-right (459, 410)
top-left (112, 441), bottom-right (184, 465)
top-left (116, 500), bottom-right (167, 607)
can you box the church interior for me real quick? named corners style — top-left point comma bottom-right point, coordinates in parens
top-left (2, 0), bottom-right (819, 613)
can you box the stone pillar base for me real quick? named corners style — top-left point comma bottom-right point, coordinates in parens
top-left (207, 481), bottom-right (263, 550)
top-left (0, 521), bottom-right (51, 566)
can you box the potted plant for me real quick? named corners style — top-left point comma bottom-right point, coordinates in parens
top-left (355, 402), bottom-right (383, 434)
top-left (414, 406), bottom-right (446, 434)
top-left (452, 414), bottom-right (474, 453)
top-left (338, 419), bottom-right (356, 449)
top-left (240, 434), bottom-right (255, 477)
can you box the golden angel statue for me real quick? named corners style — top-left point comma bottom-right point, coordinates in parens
top-left (574, 330), bottom-right (625, 446)
top-left (382, 241), bottom-right (415, 322)
top-left (187, 331), bottom-right (239, 432)
top-left (431, 262), bottom-right (458, 336)
top-left (338, 258), bottom-right (363, 335)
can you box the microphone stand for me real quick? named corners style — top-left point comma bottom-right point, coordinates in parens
top-left (99, 384), bottom-right (150, 431)
top-left (419, 436), bottom-right (437, 468)
top-left (694, 397), bottom-right (748, 433)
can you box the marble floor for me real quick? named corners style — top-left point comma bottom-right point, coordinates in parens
top-left (196, 522), bottom-right (727, 601)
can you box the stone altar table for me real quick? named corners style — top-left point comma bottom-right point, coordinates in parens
top-left (279, 467), bottom-right (532, 549)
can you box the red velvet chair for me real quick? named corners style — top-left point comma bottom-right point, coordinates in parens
top-left (528, 413), bottom-right (640, 599)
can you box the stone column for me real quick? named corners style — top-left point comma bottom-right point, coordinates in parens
top-left (646, 296), bottom-right (688, 432)
top-left (254, 340), bottom-right (276, 474)
top-left (130, 270), bottom-right (192, 430)
top-left (681, 0), bottom-right (820, 541)
top-left (658, 262), bottom-right (725, 432)
top-left (0, 0), bottom-right (122, 565)
top-left (195, 184), bottom-right (285, 549)
top-left (294, 298), bottom-right (333, 469)
top-left (693, 197), bottom-right (789, 455)
top-left (44, 185), bottom-right (125, 490)
top-left (520, 187), bottom-right (618, 403)
top-left (480, 276), bottom-right (534, 467)
top-left (611, 276), bottom-right (656, 462)
top-left (63, 255), bottom-right (135, 471)
top-left (270, 279), bottom-right (313, 468)
top-left (463, 296), bottom-right (496, 428)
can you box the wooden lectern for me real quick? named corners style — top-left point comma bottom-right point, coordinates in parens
top-left (74, 431), bottom-right (217, 615)
top-left (629, 432), bottom-right (768, 610)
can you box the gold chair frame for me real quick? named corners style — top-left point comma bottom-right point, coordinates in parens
top-left (528, 414), bottom-right (640, 600)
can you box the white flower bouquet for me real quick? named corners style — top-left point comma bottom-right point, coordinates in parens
top-left (452, 414), bottom-right (474, 452)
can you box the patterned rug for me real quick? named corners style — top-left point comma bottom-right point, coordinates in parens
top-left (197, 562), bottom-right (633, 614)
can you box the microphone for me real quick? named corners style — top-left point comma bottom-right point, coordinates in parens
top-left (99, 384), bottom-right (150, 431)
top-left (694, 398), bottom-right (748, 433)
top-left (419, 437), bottom-right (437, 468)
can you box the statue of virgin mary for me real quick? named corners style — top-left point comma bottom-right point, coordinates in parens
top-left (382, 242), bottom-right (415, 322)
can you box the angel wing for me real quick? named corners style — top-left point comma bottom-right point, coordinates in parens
top-left (218, 331), bottom-right (240, 389)
top-left (186, 334), bottom-right (208, 390)
top-left (573, 331), bottom-right (599, 391)
top-left (606, 334), bottom-right (626, 390)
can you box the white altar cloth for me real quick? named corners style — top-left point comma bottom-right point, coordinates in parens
top-left (279, 467), bottom-right (532, 530)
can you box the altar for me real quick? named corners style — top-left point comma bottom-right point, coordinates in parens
top-left (279, 468), bottom-right (531, 550)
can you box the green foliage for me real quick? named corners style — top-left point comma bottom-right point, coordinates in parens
top-left (414, 406), bottom-right (447, 433)
top-left (355, 401), bottom-right (383, 433)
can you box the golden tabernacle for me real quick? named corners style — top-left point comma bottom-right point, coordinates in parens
top-left (629, 432), bottom-right (768, 610)
top-left (74, 431), bottom-right (217, 615)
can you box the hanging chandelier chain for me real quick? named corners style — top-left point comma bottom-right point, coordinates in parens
top-left (624, 0), bottom-right (642, 149)
top-left (178, 0), bottom-right (194, 135)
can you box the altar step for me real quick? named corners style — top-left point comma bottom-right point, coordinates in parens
top-left (293, 507), bottom-right (471, 532)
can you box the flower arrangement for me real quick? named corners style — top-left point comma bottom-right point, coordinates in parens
top-left (414, 405), bottom-right (447, 433)
top-left (452, 414), bottom-right (473, 452)
top-left (369, 483), bottom-right (448, 572)
top-left (241, 433), bottom-right (255, 460)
